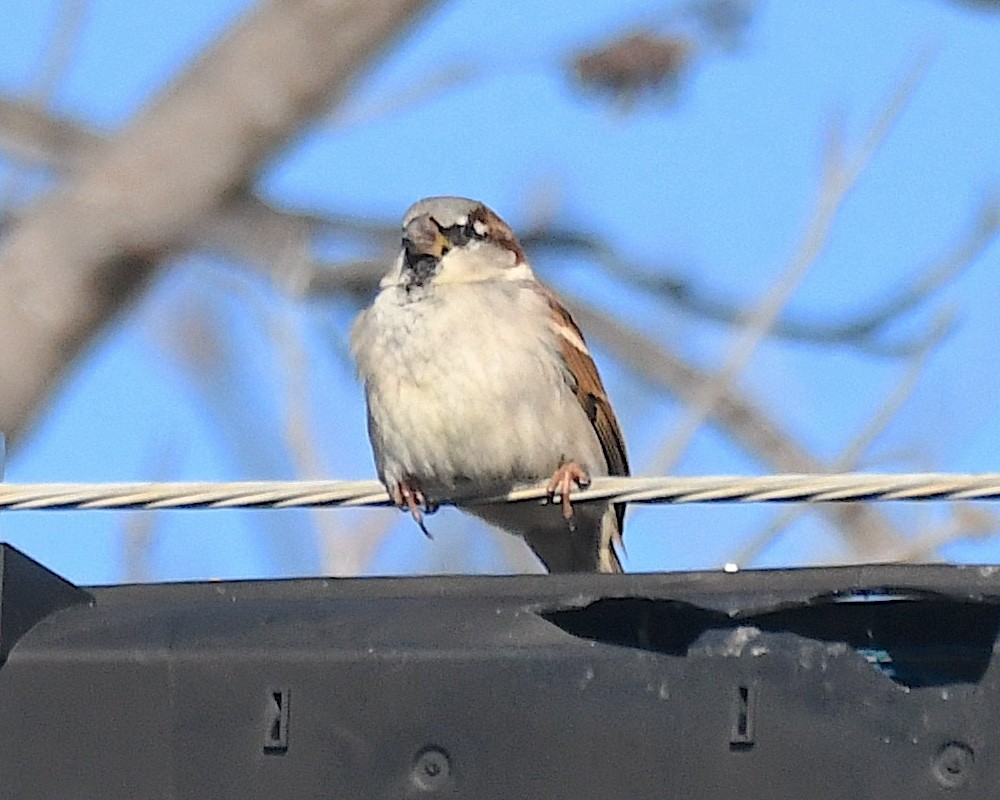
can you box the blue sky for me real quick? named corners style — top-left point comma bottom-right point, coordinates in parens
top-left (1, 0), bottom-right (999, 583)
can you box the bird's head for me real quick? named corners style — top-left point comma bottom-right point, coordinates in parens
top-left (383, 196), bottom-right (529, 292)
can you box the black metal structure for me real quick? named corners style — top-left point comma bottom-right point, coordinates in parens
top-left (0, 542), bottom-right (998, 798)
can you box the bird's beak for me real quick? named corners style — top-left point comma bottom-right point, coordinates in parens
top-left (403, 214), bottom-right (451, 260)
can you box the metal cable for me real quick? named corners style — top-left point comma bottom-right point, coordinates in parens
top-left (1, 473), bottom-right (1000, 511)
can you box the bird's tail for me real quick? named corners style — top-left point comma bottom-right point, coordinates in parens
top-left (596, 503), bottom-right (624, 573)
top-left (493, 502), bottom-right (625, 573)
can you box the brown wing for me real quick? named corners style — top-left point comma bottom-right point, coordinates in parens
top-left (543, 287), bottom-right (630, 568)
top-left (538, 285), bottom-right (630, 545)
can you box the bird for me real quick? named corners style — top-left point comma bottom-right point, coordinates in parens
top-left (350, 197), bottom-right (629, 573)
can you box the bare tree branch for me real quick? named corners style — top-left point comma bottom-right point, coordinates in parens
top-left (519, 214), bottom-right (996, 355)
top-left (888, 503), bottom-right (998, 563)
top-left (219, 195), bottom-right (995, 358)
top-left (4, 97), bottom-right (991, 357)
top-left (266, 298), bottom-right (390, 575)
top-left (0, 96), bottom-right (100, 168)
top-left (648, 51), bottom-right (933, 475)
top-left (0, 0), bottom-right (438, 447)
top-left (731, 311), bottom-right (953, 566)
top-left (0, 0), bottom-right (88, 208)
top-left (569, 303), bottom-right (906, 558)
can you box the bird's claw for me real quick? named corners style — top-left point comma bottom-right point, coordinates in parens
top-left (391, 479), bottom-right (436, 538)
top-left (546, 461), bottom-right (591, 531)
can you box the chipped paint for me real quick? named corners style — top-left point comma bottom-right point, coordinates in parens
top-left (719, 626), bottom-right (762, 657)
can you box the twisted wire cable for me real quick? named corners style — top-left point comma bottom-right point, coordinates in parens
top-left (1, 473), bottom-right (999, 511)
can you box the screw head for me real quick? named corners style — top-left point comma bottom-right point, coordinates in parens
top-left (932, 741), bottom-right (974, 789)
top-left (411, 746), bottom-right (451, 792)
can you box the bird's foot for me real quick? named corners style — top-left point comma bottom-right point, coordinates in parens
top-left (546, 461), bottom-right (591, 530)
top-left (390, 479), bottom-right (437, 538)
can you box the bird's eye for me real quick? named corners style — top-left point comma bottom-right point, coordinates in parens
top-left (441, 223), bottom-right (473, 247)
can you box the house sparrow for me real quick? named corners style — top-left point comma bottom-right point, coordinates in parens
top-left (351, 197), bottom-right (629, 573)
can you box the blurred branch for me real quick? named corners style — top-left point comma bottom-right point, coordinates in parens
top-left (122, 443), bottom-right (177, 583)
top-left (338, 1), bottom-right (756, 126)
top-left (951, 0), bottom-right (1000, 9)
top-left (888, 503), bottom-right (999, 562)
top-left (570, 31), bottom-right (694, 104)
top-left (28, 0), bottom-right (89, 101)
top-left (0, 96), bottom-right (101, 168)
top-left (732, 311), bottom-right (952, 566)
top-left (144, 273), bottom-right (322, 575)
top-left (0, 0), bottom-right (438, 448)
top-left (567, 1), bottom-right (756, 105)
top-left (521, 204), bottom-right (997, 354)
top-left (122, 510), bottom-right (158, 583)
top-left (559, 303), bottom-right (905, 559)
top-left (265, 300), bottom-right (392, 575)
top-left (5, 97), bottom-right (991, 355)
top-left (332, 61), bottom-right (482, 128)
top-left (0, 0), bottom-right (88, 208)
top-left (201, 188), bottom-right (997, 355)
top-left (0, 99), bottom-right (397, 292)
top-left (647, 50), bottom-right (934, 476)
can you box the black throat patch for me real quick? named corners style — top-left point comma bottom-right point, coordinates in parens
top-left (403, 248), bottom-right (439, 291)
